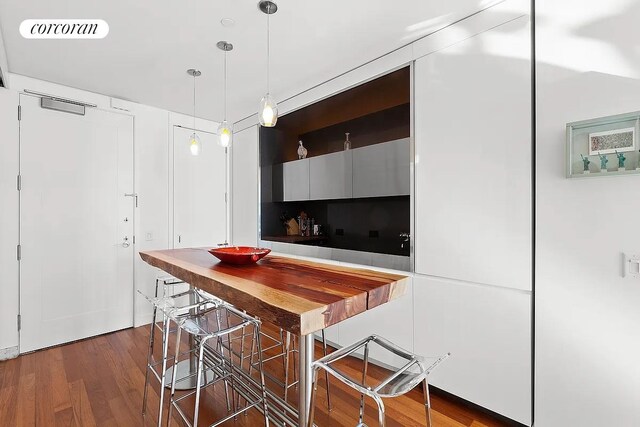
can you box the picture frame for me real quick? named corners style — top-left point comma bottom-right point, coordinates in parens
top-left (588, 127), bottom-right (635, 155)
top-left (566, 111), bottom-right (640, 178)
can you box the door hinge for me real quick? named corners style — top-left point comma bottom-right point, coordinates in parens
top-left (178, 235), bottom-right (181, 244)
top-left (16, 244), bottom-right (21, 261)
top-left (17, 174), bottom-right (21, 191)
top-left (18, 105), bottom-right (21, 121)
top-left (17, 315), bottom-right (21, 331)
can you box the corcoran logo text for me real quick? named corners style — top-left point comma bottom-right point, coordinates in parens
top-left (20, 19), bottom-right (109, 39)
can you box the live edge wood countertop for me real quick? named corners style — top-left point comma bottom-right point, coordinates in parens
top-left (139, 248), bottom-right (409, 336)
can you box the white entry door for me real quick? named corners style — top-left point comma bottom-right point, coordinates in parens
top-left (19, 94), bottom-right (134, 353)
top-left (172, 126), bottom-right (227, 248)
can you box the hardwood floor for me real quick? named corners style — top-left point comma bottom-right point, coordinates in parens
top-left (0, 325), bottom-right (508, 426)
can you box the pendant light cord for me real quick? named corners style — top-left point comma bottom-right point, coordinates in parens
top-left (192, 0), bottom-right (197, 132)
top-left (266, 4), bottom-right (270, 94)
top-left (193, 73), bottom-right (196, 130)
top-left (224, 49), bottom-right (227, 121)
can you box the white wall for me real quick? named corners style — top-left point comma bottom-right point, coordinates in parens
top-left (536, 0), bottom-right (640, 425)
top-left (0, 87), bottom-right (19, 355)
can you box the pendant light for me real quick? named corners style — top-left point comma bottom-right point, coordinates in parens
top-left (187, 68), bottom-right (202, 156)
top-left (258, 0), bottom-right (278, 127)
top-left (217, 41), bottom-right (233, 147)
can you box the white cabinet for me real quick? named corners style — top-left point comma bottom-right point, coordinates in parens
top-left (414, 16), bottom-right (532, 291)
top-left (309, 150), bottom-right (352, 200)
top-left (283, 158), bottom-right (310, 201)
top-left (337, 276), bottom-right (413, 369)
top-left (232, 126), bottom-right (259, 247)
top-left (352, 138), bottom-right (410, 198)
top-left (413, 275), bottom-right (531, 425)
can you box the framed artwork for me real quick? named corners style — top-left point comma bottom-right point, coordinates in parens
top-left (588, 127), bottom-right (635, 155)
top-left (566, 111), bottom-right (640, 178)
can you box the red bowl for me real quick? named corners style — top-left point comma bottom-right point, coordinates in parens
top-left (208, 246), bottom-right (271, 265)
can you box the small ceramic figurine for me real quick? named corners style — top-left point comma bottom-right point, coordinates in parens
top-left (599, 154), bottom-right (609, 171)
top-left (580, 154), bottom-right (591, 172)
top-left (616, 150), bottom-right (626, 169)
top-left (297, 140), bottom-right (308, 159)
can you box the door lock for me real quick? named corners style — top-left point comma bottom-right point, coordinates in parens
top-left (122, 236), bottom-right (130, 248)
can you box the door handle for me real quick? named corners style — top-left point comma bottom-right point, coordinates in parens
top-left (124, 192), bottom-right (138, 207)
top-left (122, 236), bottom-right (130, 248)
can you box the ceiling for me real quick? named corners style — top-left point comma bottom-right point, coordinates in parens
top-left (0, 0), bottom-right (494, 123)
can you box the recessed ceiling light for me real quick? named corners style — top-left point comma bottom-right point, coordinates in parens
top-left (220, 18), bottom-right (235, 27)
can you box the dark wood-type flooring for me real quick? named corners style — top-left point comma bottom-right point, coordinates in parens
top-left (0, 323), bottom-right (508, 426)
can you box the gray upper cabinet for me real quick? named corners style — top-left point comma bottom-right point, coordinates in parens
top-left (283, 158), bottom-right (310, 201)
top-left (352, 138), bottom-right (410, 198)
top-left (275, 139), bottom-right (409, 201)
top-left (309, 151), bottom-right (352, 200)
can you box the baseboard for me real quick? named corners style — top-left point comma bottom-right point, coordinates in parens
top-left (0, 345), bottom-right (19, 361)
top-left (428, 385), bottom-right (528, 427)
top-left (134, 312), bottom-right (154, 328)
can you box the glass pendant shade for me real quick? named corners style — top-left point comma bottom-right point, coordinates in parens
top-left (259, 93), bottom-right (278, 127)
top-left (217, 120), bottom-right (233, 148)
top-left (189, 132), bottom-right (201, 156)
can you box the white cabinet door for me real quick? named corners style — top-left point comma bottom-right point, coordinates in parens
top-left (414, 16), bottom-right (532, 291)
top-left (173, 126), bottom-right (227, 248)
top-left (232, 126), bottom-right (259, 247)
top-left (309, 151), bottom-right (352, 200)
top-left (352, 138), bottom-right (410, 198)
top-left (337, 276), bottom-right (413, 369)
top-left (20, 94), bottom-right (134, 352)
top-left (413, 275), bottom-right (531, 425)
top-left (283, 159), bottom-right (310, 201)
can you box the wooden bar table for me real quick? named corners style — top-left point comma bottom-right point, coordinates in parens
top-left (139, 248), bottom-right (409, 427)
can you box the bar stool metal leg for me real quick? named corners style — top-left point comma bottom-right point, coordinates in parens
top-left (373, 395), bottom-right (386, 427)
top-left (142, 278), bottom-right (162, 416)
top-left (422, 378), bottom-right (432, 427)
top-left (254, 322), bottom-right (271, 427)
top-left (320, 329), bottom-right (331, 411)
top-left (167, 326), bottom-right (182, 426)
top-left (358, 341), bottom-right (370, 425)
top-left (306, 367), bottom-right (320, 427)
top-left (157, 312), bottom-right (171, 427)
top-left (192, 343), bottom-right (206, 427)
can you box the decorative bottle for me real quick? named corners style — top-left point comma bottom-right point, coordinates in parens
top-left (343, 132), bottom-right (351, 151)
top-left (297, 140), bottom-right (308, 159)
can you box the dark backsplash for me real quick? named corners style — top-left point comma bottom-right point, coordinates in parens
top-left (261, 196), bottom-right (410, 256)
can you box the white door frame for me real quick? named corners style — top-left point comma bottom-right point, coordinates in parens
top-left (167, 113), bottom-right (227, 249)
top-left (18, 91), bottom-right (137, 352)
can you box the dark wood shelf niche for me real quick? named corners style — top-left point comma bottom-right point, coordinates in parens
top-left (259, 66), bottom-right (411, 257)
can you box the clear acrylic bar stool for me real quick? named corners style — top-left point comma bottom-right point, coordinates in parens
top-left (140, 287), bottom-right (222, 427)
top-left (247, 325), bottom-right (334, 412)
top-left (307, 335), bottom-right (450, 427)
top-left (167, 300), bottom-right (271, 427)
